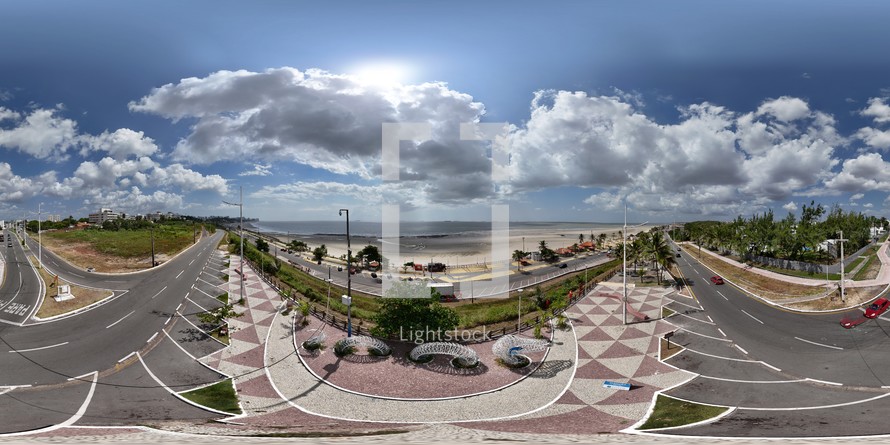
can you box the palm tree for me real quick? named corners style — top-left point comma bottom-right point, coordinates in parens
top-left (579, 233), bottom-right (585, 245)
top-left (512, 250), bottom-right (526, 273)
top-left (598, 233), bottom-right (607, 249)
top-left (628, 238), bottom-right (643, 276)
top-left (647, 231), bottom-right (672, 285)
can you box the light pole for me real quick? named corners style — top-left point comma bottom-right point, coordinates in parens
top-left (621, 200), bottom-right (649, 325)
top-left (339, 208), bottom-right (352, 337)
top-left (223, 186), bottom-right (245, 304)
top-left (517, 288), bottom-right (525, 333)
top-left (838, 230), bottom-right (849, 302)
top-left (37, 203), bottom-right (42, 270)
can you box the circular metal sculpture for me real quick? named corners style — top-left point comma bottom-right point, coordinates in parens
top-left (303, 330), bottom-right (326, 350)
top-left (492, 335), bottom-right (550, 366)
top-left (409, 342), bottom-right (479, 367)
top-left (334, 335), bottom-right (391, 356)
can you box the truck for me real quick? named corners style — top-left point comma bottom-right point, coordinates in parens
top-left (428, 282), bottom-right (454, 297)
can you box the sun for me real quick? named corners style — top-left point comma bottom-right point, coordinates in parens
top-left (353, 63), bottom-right (409, 87)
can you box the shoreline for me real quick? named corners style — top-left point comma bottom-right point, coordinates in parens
top-left (246, 224), bottom-right (656, 265)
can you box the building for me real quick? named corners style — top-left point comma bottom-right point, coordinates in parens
top-left (871, 226), bottom-right (886, 239)
top-left (88, 208), bottom-right (121, 225)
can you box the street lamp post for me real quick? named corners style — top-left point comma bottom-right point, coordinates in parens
top-left (838, 230), bottom-right (849, 302)
top-left (623, 200), bottom-right (627, 325)
top-left (340, 208), bottom-right (352, 337)
top-left (223, 186), bottom-right (245, 304)
top-left (37, 203), bottom-right (42, 270)
top-left (517, 288), bottom-right (525, 333)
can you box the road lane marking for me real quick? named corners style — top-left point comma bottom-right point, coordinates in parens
top-left (146, 332), bottom-right (158, 343)
top-left (67, 371), bottom-right (96, 382)
top-left (678, 347), bottom-right (760, 362)
top-left (665, 298), bottom-right (701, 312)
top-left (161, 330), bottom-right (232, 377)
top-left (734, 344), bottom-right (749, 354)
top-left (189, 259), bottom-right (195, 266)
top-left (106, 310), bottom-right (135, 329)
top-left (740, 309), bottom-right (764, 325)
top-left (151, 286), bottom-right (167, 299)
top-left (164, 315), bottom-right (172, 326)
top-left (137, 352), bottom-right (234, 416)
top-left (176, 270), bottom-right (184, 279)
top-left (675, 312), bottom-right (715, 325)
top-left (794, 336), bottom-right (844, 350)
top-left (675, 327), bottom-right (732, 342)
top-left (118, 351), bottom-right (136, 363)
top-left (69, 273), bottom-right (84, 278)
top-left (717, 328), bottom-right (727, 337)
top-left (706, 315), bottom-right (713, 323)
top-left (698, 375), bottom-right (806, 384)
top-left (176, 311), bottom-right (227, 346)
top-left (716, 290), bottom-right (728, 301)
top-left (805, 377), bottom-right (843, 386)
top-left (8, 341), bottom-right (69, 353)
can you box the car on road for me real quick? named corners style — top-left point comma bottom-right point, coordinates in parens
top-left (676, 253), bottom-right (681, 257)
top-left (86, 267), bottom-right (95, 272)
top-left (865, 298), bottom-right (890, 319)
top-left (710, 275), bottom-right (724, 285)
top-left (555, 263), bottom-right (567, 269)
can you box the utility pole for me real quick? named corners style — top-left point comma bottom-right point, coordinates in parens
top-left (150, 224), bottom-right (155, 267)
top-left (623, 199), bottom-right (627, 325)
top-left (838, 230), bottom-right (849, 302)
top-left (37, 203), bottom-right (42, 270)
top-left (340, 209), bottom-right (352, 337)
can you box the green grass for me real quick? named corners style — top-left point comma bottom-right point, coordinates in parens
top-left (42, 221), bottom-right (194, 258)
top-left (217, 292), bottom-right (228, 304)
top-left (661, 306), bottom-right (676, 318)
top-left (854, 250), bottom-right (880, 281)
top-left (180, 379), bottom-right (241, 414)
top-left (639, 395), bottom-right (728, 430)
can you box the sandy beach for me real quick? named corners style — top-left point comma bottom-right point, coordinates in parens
top-left (257, 225), bottom-right (655, 267)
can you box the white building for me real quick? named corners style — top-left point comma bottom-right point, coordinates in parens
top-left (871, 226), bottom-right (886, 239)
top-left (88, 208), bottom-right (121, 225)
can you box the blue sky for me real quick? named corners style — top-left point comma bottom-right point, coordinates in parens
top-left (2, 0), bottom-right (890, 223)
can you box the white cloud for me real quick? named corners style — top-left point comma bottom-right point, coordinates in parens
top-left (82, 128), bottom-right (159, 159)
top-left (865, 203), bottom-right (874, 208)
top-left (783, 201), bottom-right (798, 212)
top-left (855, 127), bottom-right (890, 150)
top-left (84, 187), bottom-right (185, 214)
top-left (861, 97), bottom-right (890, 124)
top-left (755, 96), bottom-right (811, 122)
top-left (824, 153), bottom-right (890, 193)
top-left (0, 106), bottom-right (78, 160)
top-left (239, 163), bottom-right (272, 177)
top-left (850, 193), bottom-right (865, 201)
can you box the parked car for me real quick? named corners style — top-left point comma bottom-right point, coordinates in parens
top-left (865, 298), bottom-right (890, 319)
top-left (86, 267), bottom-right (95, 272)
top-left (710, 276), bottom-right (724, 285)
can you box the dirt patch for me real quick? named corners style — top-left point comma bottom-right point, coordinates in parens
top-left (38, 237), bottom-right (168, 273)
top-left (786, 285), bottom-right (887, 311)
top-left (680, 245), bottom-right (828, 302)
top-left (28, 255), bottom-right (114, 319)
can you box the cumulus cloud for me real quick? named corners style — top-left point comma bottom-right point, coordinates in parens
top-left (861, 97), bottom-right (890, 124)
top-left (824, 153), bottom-right (890, 193)
top-left (851, 193), bottom-right (865, 200)
top-left (0, 106), bottom-right (78, 160)
top-left (755, 96), bottom-right (811, 122)
top-left (83, 187), bottom-right (185, 214)
top-left (783, 201), bottom-right (798, 212)
top-left (82, 128), bottom-right (159, 159)
top-left (855, 127), bottom-right (890, 150)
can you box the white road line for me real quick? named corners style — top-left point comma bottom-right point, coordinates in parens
top-left (734, 344), bottom-right (749, 354)
top-left (106, 310), bottom-right (135, 329)
top-left (740, 309), bottom-right (764, 324)
top-left (683, 347), bottom-right (761, 363)
top-left (716, 290), bottom-right (728, 301)
top-left (717, 328), bottom-right (727, 337)
top-left (189, 259), bottom-right (195, 266)
top-left (136, 352), bottom-right (233, 417)
top-left (805, 377), bottom-right (843, 386)
top-left (8, 341), bottom-right (69, 353)
top-left (176, 311), bottom-right (227, 346)
top-left (164, 315), bottom-right (172, 326)
top-left (69, 272), bottom-right (84, 278)
top-left (150, 286), bottom-right (167, 299)
top-left (698, 375), bottom-right (806, 384)
top-left (665, 298), bottom-right (702, 310)
top-left (146, 332), bottom-right (158, 343)
top-left (118, 351), bottom-right (136, 363)
top-left (706, 315), bottom-right (713, 323)
top-left (794, 336), bottom-right (844, 350)
top-left (676, 327), bottom-right (732, 342)
top-left (161, 330), bottom-right (232, 378)
top-left (176, 270), bottom-right (184, 279)
top-left (185, 296), bottom-right (209, 313)
top-left (674, 312), bottom-right (715, 325)
top-left (760, 362), bottom-right (782, 372)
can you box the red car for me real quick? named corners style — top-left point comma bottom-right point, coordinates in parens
top-left (710, 276), bottom-right (724, 285)
top-left (865, 298), bottom-right (890, 319)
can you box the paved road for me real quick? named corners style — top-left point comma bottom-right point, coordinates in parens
top-left (651, 238), bottom-right (890, 437)
top-left (0, 230), bottom-right (42, 325)
top-left (0, 231), bottom-right (229, 433)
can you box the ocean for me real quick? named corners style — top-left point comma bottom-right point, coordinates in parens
top-left (250, 220), bottom-right (629, 238)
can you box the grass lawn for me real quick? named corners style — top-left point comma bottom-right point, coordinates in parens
top-left (853, 247), bottom-right (881, 281)
top-left (639, 394), bottom-right (728, 430)
top-left (41, 222), bottom-right (194, 258)
top-left (180, 379), bottom-right (241, 414)
top-left (659, 338), bottom-right (682, 360)
top-left (755, 263), bottom-right (842, 281)
top-left (29, 255), bottom-right (113, 318)
top-left (661, 306), bottom-right (676, 319)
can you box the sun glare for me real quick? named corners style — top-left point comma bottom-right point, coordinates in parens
top-left (353, 63), bottom-right (409, 87)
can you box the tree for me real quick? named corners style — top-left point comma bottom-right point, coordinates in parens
top-left (578, 233), bottom-right (585, 244)
top-left (356, 244), bottom-right (382, 263)
top-left (288, 240), bottom-right (309, 252)
top-left (255, 238), bottom-right (270, 253)
top-left (512, 250), bottom-right (527, 273)
top-left (312, 244), bottom-right (327, 263)
top-left (371, 282), bottom-right (459, 341)
top-left (197, 302), bottom-right (244, 327)
top-left (538, 240), bottom-right (556, 262)
top-left (598, 233), bottom-right (607, 249)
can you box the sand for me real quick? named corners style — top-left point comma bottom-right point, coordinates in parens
top-left (261, 225), bottom-right (655, 267)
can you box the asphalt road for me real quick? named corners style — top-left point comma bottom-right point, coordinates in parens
top-left (0, 230), bottom-right (42, 325)
top-left (0, 230), bottom-right (229, 433)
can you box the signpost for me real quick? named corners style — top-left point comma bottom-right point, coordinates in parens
top-left (664, 331), bottom-right (675, 350)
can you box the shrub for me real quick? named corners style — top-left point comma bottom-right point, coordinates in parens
top-left (333, 339), bottom-right (356, 357)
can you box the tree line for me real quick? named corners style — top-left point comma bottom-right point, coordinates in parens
top-left (671, 202), bottom-right (887, 263)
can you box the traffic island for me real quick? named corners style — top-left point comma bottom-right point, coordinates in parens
top-left (29, 255), bottom-right (114, 319)
top-left (638, 394), bottom-right (729, 430)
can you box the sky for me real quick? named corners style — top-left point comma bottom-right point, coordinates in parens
top-left (2, 0), bottom-right (890, 224)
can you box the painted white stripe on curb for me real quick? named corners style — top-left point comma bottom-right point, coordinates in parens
top-left (794, 336), bottom-right (844, 350)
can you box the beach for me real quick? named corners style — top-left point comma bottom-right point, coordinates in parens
top-left (251, 223), bottom-right (656, 267)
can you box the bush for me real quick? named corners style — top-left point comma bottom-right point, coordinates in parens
top-left (333, 339), bottom-right (356, 357)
